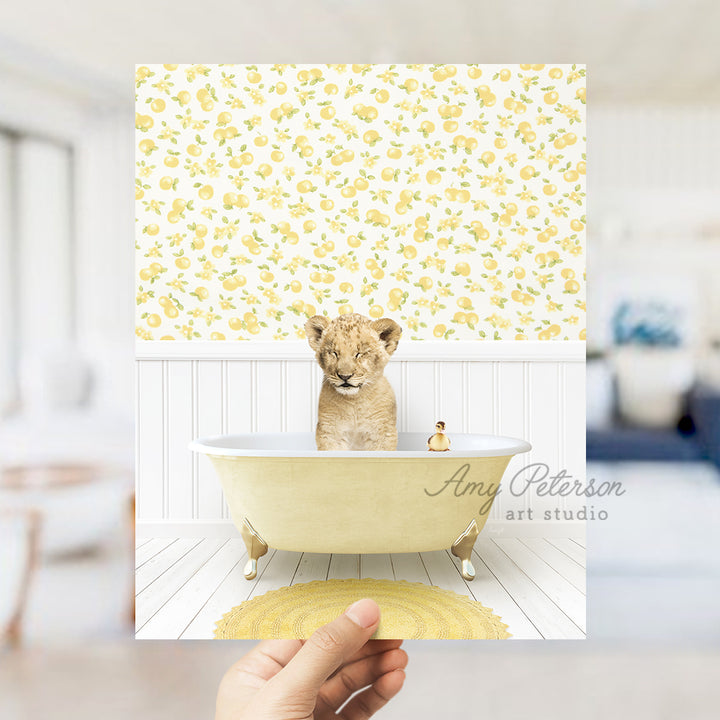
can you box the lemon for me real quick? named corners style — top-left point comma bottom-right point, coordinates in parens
top-left (565, 280), bottom-right (580, 293)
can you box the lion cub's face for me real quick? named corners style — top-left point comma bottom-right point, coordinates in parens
top-left (305, 313), bottom-right (402, 396)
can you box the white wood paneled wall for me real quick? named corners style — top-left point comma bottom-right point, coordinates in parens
top-left (137, 343), bottom-right (585, 537)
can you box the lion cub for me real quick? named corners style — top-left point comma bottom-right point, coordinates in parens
top-left (305, 313), bottom-right (402, 451)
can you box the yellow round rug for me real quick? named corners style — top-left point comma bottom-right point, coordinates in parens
top-left (214, 579), bottom-right (511, 639)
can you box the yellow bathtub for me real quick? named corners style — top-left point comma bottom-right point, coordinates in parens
top-left (190, 432), bottom-right (531, 581)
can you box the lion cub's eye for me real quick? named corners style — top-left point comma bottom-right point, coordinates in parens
top-left (331, 350), bottom-right (338, 359)
top-left (355, 351), bottom-right (362, 359)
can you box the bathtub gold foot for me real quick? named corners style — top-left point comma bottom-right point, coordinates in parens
top-left (240, 518), bottom-right (268, 580)
top-left (451, 519), bottom-right (480, 581)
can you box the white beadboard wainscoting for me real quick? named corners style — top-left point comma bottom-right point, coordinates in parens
top-left (136, 341), bottom-right (585, 538)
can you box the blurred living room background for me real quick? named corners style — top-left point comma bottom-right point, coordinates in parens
top-left (1, 1), bottom-right (720, 718)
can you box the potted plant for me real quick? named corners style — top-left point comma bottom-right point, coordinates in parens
top-left (611, 301), bottom-right (694, 427)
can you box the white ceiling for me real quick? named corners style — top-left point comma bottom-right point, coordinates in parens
top-left (0, 0), bottom-right (719, 105)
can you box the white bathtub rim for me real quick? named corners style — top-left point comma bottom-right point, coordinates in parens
top-left (189, 432), bottom-right (532, 458)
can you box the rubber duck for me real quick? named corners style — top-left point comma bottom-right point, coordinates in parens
top-left (427, 421), bottom-right (451, 452)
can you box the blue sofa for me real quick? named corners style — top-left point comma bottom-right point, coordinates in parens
top-left (587, 384), bottom-right (720, 467)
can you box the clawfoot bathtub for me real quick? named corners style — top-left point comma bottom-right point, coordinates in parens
top-left (190, 433), bottom-right (530, 581)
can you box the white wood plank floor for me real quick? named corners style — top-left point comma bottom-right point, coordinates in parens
top-left (135, 537), bottom-right (586, 640)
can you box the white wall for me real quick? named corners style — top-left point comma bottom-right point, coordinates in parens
top-left (16, 138), bottom-right (73, 358)
top-left (136, 342), bottom-right (585, 538)
top-left (0, 65), bottom-right (134, 419)
top-left (0, 134), bottom-right (15, 412)
top-left (589, 105), bottom-right (720, 357)
top-left (74, 108), bottom-right (135, 416)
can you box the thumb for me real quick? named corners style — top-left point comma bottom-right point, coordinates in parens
top-left (270, 598), bottom-right (380, 698)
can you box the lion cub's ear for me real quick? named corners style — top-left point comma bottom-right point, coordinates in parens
top-left (372, 318), bottom-right (402, 355)
top-left (305, 315), bottom-right (330, 351)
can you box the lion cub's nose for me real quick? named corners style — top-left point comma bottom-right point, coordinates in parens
top-left (338, 373), bottom-right (353, 381)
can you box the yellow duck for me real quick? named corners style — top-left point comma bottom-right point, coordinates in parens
top-left (427, 421), bottom-right (451, 452)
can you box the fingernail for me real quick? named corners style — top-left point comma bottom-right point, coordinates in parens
top-left (345, 598), bottom-right (379, 628)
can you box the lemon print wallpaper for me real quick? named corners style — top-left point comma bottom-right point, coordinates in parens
top-left (135, 64), bottom-right (585, 342)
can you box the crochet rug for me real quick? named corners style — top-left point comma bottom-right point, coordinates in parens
top-left (214, 578), bottom-right (511, 639)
